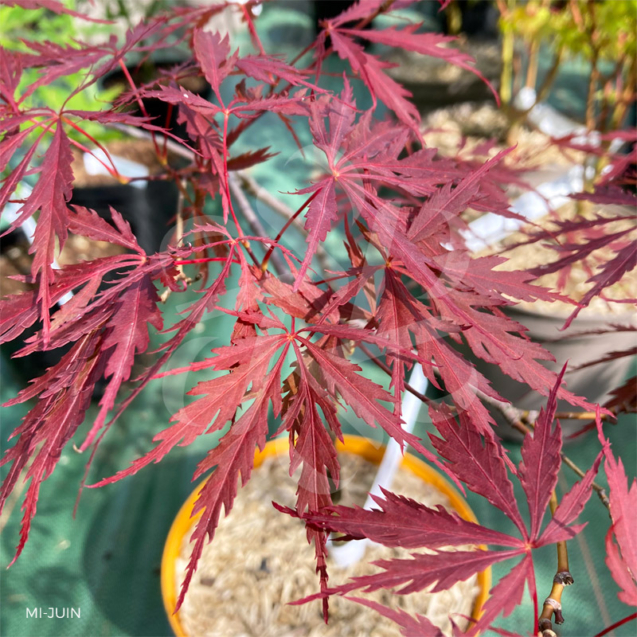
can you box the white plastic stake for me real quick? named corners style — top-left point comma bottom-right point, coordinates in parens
top-left (328, 363), bottom-right (429, 567)
top-left (462, 91), bottom-right (623, 253)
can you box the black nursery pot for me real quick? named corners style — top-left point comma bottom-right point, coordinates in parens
top-left (0, 228), bottom-right (74, 384)
top-left (1, 177), bottom-right (179, 385)
top-left (102, 59), bottom-right (211, 142)
top-left (69, 179), bottom-right (179, 256)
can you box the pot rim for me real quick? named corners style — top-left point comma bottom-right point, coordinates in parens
top-left (161, 434), bottom-right (492, 636)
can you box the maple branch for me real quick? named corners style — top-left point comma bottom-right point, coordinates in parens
top-left (358, 344), bottom-right (430, 405)
top-left (113, 124), bottom-right (296, 275)
top-left (227, 172), bottom-right (286, 277)
top-left (117, 60), bottom-right (161, 158)
top-left (222, 113), bottom-right (246, 242)
top-left (237, 171), bottom-right (305, 227)
top-left (261, 191), bottom-right (319, 275)
top-left (62, 117), bottom-right (123, 181)
top-left (108, 123), bottom-right (195, 162)
top-left (355, 0), bottom-right (396, 30)
top-left (237, 171), bottom-right (331, 272)
top-left (175, 183), bottom-right (186, 275)
top-left (238, 3), bottom-right (266, 55)
top-left (538, 492), bottom-right (573, 636)
top-left (553, 411), bottom-right (618, 421)
top-left (160, 182), bottom-right (193, 304)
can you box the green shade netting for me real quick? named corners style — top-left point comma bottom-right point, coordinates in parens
top-left (2, 4), bottom-right (636, 636)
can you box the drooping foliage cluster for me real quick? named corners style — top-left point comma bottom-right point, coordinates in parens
top-left (0, 1), bottom-right (635, 635)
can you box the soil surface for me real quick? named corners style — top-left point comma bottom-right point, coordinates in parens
top-left (176, 452), bottom-right (480, 637)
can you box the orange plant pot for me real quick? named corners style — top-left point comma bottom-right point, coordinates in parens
top-left (161, 435), bottom-right (491, 636)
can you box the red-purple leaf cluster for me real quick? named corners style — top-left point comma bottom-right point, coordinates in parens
top-left (294, 370), bottom-right (603, 634)
top-left (0, 2), bottom-right (634, 635)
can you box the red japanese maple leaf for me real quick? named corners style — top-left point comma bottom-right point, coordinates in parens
top-left (289, 370), bottom-right (604, 635)
top-left (596, 411), bottom-right (637, 608)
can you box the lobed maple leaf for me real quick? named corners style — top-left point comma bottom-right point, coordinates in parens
top-left (342, 596), bottom-right (446, 637)
top-left (292, 372), bottom-right (603, 635)
top-left (0, 200), bottom-right (190, 560)
top-left (0, 333), bottom-right (103, 564)
top-left (319, 3), bottom-right (496, 129)
top-left (596, 411), bottom-right (637, 607)
top-left (1, 3), bottom-right (630, 631)
top-left (192, 29), bottom-right (238, 103)
top-left (5, 125), bottom-right (74, 341)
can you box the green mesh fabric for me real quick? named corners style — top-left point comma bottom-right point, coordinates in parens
top-left (2, 358), bottom-right (635, 637)
top-left (1, 6), bottom-right (636, 636)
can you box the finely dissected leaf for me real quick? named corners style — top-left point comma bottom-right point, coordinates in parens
top-left (192, 29), bottom-right (237, 100)
top-left (284, 345), bottom-right (341, 621)
top-left (467, 556), bottom-right (532, 636)
top-left (329, 0), bottom-right (388, 26)
top-left (606, 527), bottom-right (637, 607)
top-left (326, 17), bottom-right (496, 129)
top-left (374, 271), bottom-right (416, 413)
top-left (375, 271), bottom-right (499, 432)
top-left (597, 410), bottom-right (637, 607)
top-left (300, 337), bottom-right (402, 438)
top-left (537, 446), bottom-right (604, 547)
top-left (291, 382), bottom-right (595, 634)
top-left (67, 205), bottom-right (142, 254)
top-left (287, 345), bottom-right (340, 515)
top-left (235, 55), bottom-right (326, 94)
top-left (297, 548), bottom-right (518, 600)
top-left (302, 487), bottom-right (522, 549)
top-left (341, 26), bottom-right (496, 103)
top-left (176, 344), bottom-right (287, 610)
top-left (518, 366), bottom-right (565, 540)
top-left (429, 405), bottom-right (527, 538)
top-left (80, 274), bottom-right (163, 451)
top-left (298, 337), bottom-right (448, 478)
top-left (0, 332), bottom-right (102, 564)
top-left (330, 30), bottom-right (420, 129)
top-left (0, 253), bottom-right (132, 345)
top-left (343, 597), bottom-right (444, 637)
top-left (563, 242), bottom-right (636, 329)
top-left (571, 185), bottom-right (637, 207)
top-left (295, 179), bottom-right (338, 288)
top-left (8, 125), bottom-right (74, 340)
top-left (293, 81), bottom-right (357, 288)
top-left (91, 334), bottom-right (286, 486)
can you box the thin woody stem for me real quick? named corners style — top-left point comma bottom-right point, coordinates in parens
top-left (359, 345), bottom-right (612, 511)
top-left (552, 411), bottom-right (622, 421)
top-left (173, 257), bottom-right (241, 266)
top-left (117, 60), bottom-right (161, 158)
top-left (175, 183), bottom-right (186, 274)
top-left (550, 493), bottom-right (570, 576)
top-left (261, 191), bottom-right (319, 273)
top-left (238, 171), bottom-right (331, 273)
top-left (359, 343), bottom-right (430, 405)
top-left (227, 172), bottom-right (287, 277)
top-left (538, 493), bottom-right (573, 636)
top-left (355, 0), bottom-right (396, 30)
